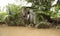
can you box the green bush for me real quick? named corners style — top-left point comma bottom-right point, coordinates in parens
top-left (0, 12), bottom-right (8, 24)
top-left (3, 4), bottom-right (26, 26)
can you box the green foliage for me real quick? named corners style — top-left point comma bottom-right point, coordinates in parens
top-left (26, 0), bottom-right (60, 28)
top-left (26, 0), bottom-right (60, 19)
top-left (26, 0), bottom-right (54, 11)
top-left (26, 0), bottom-right (54, 21)
top-left (0, 0), bottom-right (60, 28)
top-left (51, 3), bottom-right (60, 18)
top-left (0, 12), bottom-right (8, 22)
top-left (5, 4), bottom-right (24, 26)
top-left (6, 4), bottom-right (22, 16)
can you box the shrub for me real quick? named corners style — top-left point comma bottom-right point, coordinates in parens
top-left (5, 4), bottom-right (25, 26)
top-left (0, 12), bottom-right (8, 24)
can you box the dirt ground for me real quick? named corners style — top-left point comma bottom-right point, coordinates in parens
top-left (0, 26), bottom-right (60, 36)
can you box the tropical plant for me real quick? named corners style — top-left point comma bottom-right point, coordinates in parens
top-left (5, 4), bottom-right (25, 26)
top-left (0, 12), bottom-right (8, 24)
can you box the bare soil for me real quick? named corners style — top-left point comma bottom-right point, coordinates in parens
top-left (0, 26), bottom-right (60, 36)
